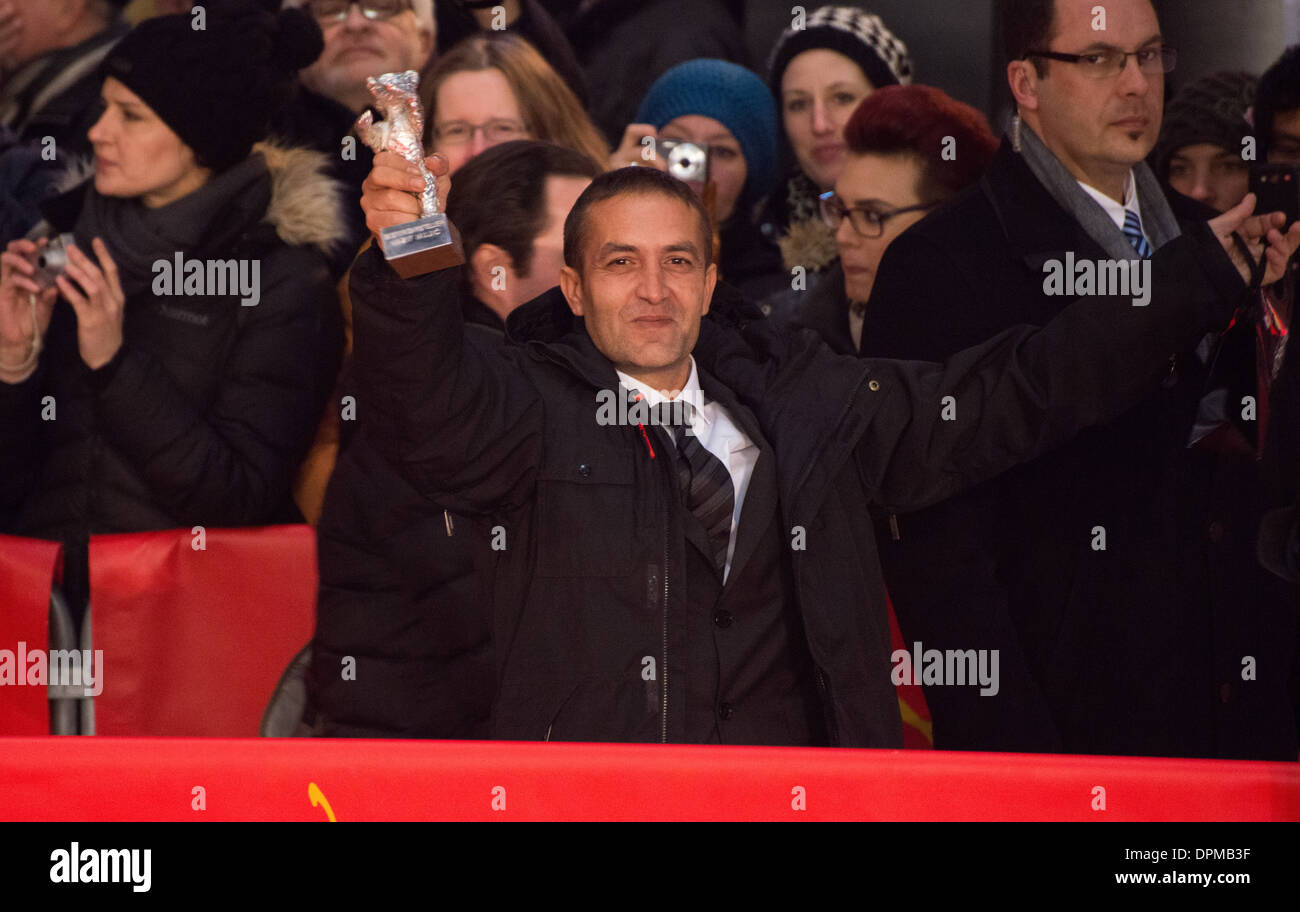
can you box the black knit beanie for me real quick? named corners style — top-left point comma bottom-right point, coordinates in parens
top-left (101, 2), bottom-right (324, 171)
top-left (1154, 71), bottom-right (1258, 181)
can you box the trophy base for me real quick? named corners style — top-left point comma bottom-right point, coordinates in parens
top-left (380, 215), bottom-right (465, 277)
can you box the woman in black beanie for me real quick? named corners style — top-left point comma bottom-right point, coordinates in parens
top-left (0, 2), bottom-right (347, 624)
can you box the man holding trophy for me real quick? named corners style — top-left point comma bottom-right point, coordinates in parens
top-left (346, 68), bottom-right (1298, 745)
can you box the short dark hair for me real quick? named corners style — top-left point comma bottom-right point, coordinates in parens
top-left (844, 85), bottom-right (998, 202)
top-left (562, 167), bottom-right (714, 273)
top-left (1000, 0), bottom-right (1057, 78)
top-left (446, 140), bottom-right (603, 277)
top-left (1256, 45), bottom-right (1300, 158)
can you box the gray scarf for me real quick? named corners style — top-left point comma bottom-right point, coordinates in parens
top-left (71, 153), bottom-right (270, 298)
top-left (1014, 119), bottom-right (1180, 259)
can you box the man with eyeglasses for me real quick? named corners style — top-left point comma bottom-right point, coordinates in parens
top-left (860, 0), bottom-right (1300, 761)
top-left (291, 0), bottom-right (434, 114)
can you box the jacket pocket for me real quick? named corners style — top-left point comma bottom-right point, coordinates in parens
top-left (534, 451), bottom-right (637, 578)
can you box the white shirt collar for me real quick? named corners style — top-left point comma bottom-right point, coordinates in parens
top-left (615, 357), bottom-right (711, 430)
top-left (1077, 170), bottom-right (1143, 233)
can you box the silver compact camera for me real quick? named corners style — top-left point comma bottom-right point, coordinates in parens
top-left (29, 234), bottom-right (76, 291)
top-left (659, 139), bottom-right (710, 184)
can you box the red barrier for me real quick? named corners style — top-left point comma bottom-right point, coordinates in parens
top-left (0, 535), bottom-right (62, 735)
top-left (0, 737), bottom-right (1295, 821)
top-left (89, 526), bottom-right (317, 737)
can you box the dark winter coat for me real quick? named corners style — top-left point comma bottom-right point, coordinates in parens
top-left (784, 260), bottom-right (855, 356)
top-left (306, 293), bottom-right (503, 738)
top-left (560, 0), bottom-right (747, 145)
top-left (718, 208), bottom-right (786, 304)
top-left (344, 214), bottom-right (1243, 746)
top-left (0, 143), bottom-right (346, 619)
top-left (861, 140), bottom-right (1299, 760)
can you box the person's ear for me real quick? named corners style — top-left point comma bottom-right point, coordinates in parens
top-left (470, 243), bottom-right (512, 297)
top-left (560, 264), bottom-right (584, 316)
top-left (701, 262), bottom-right (717, 316)
top-left (1008, 60), bottom-right (1041, 112)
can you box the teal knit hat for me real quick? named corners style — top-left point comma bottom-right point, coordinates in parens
top-left (635, 58), bottom-right (778, 211)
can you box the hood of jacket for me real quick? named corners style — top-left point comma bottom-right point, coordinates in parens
top-left (254, 140), bottom-right (347, 256)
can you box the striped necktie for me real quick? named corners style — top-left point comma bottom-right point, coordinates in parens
top-left (1123, 208), bottom-right (1152, 259)
top-left (654, 401), bottom-right (734, 575)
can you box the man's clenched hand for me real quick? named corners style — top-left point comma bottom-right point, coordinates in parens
top-left (360, 151), bottom-right (452, 251)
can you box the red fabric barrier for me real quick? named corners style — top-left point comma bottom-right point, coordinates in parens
top-left (0, 737), bottom-right (1295, 821)
top-left (89, 526), bottom-right (317, 737)
top-left (0, 535), bottom-right (62, 735)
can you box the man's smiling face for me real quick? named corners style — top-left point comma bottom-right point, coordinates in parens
top-left (560, 191), bottom-right (716, 391)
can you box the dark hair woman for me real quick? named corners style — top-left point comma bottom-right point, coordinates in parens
top-left (0, 2), bottom-right (347, 624)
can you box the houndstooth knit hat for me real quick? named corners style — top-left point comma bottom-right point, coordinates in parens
top-left (766, 5), bottom-right (913, 97)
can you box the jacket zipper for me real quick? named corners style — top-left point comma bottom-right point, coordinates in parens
top-left (889, 512), bottom-right (900, 541)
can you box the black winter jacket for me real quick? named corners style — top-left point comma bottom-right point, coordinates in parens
top-left (307, 294), bottom-right (503, 738)
top-left (345, 216), bottom-right (1244, 746)
top-left (861, 141), bottom-right (1298, 759)
top-left (0, 143), bottom-right (346, 615)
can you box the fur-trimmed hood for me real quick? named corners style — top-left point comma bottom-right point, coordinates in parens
top-left (254, 140), bottom-right (348, 256)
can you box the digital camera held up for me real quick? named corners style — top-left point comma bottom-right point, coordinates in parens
top-left (658, 139), bottom-right (710, 185)
top-left (28, 234), bottom-right (77, 292)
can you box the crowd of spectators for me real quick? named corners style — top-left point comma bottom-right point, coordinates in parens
top-left (2, 0), bottom-right (1300, 760)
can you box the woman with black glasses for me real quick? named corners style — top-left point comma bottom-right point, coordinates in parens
top-left (788, 84), bottom-right (997, 355)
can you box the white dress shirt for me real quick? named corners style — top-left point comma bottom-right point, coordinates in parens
top-left (616, 356), bottom-right (759, 583)
top-left (1078, 170), bottom-right (1149, 244)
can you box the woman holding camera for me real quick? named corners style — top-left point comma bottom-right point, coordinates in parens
top-left (0, 4), bottom-right (345, 622)
top-left (613, 58), bottom-right (786, 302)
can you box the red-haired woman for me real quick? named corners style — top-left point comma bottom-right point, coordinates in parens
top-left (786, 84), bottom-right (997, 354)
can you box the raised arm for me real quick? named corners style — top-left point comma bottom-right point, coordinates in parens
top-left (862, 205), bottom-right (1299, 511)
top-left (695, 200), bottom-right (1300, 514)
top-left (349, 151), bottom-right (542, 514)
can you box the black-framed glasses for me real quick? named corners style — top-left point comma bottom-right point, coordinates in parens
top-left (306, 0), bottom-right (413, 22)
top-left (1025, 44), bottom-right (1177, 79)
top-left (819, 191), bottom-right (935, 238)
top-left (432, 118), bottom-right (529, 146)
